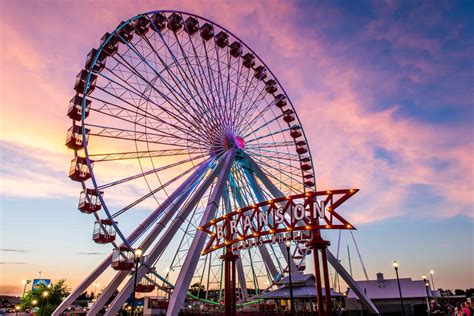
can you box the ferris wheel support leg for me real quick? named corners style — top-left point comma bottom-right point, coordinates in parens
top-left (242, 168), bottom-right (299, 275)
top-left (235, 250), bottom-right (248, 301)
top-left (230, 173), bottom-right (279, 280)
top-left (223, 187), bottom-right (248, 301)
top-left (87, 170), bottom-right (205, 316)
top-left (326, 245), bottom-right (380, 314)
top-left (166, 150), bottom-right (236, 316)
top-left (54, 162), bottom-right (209, 316)
top-left (105, 151), bottom-right (235, 316)
top-left (52, 254), bottom-right (113, 316)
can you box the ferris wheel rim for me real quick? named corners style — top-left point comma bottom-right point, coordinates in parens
top-left (71, 9), bottom-right (317, 307)
top-left (79, 9), bottom-right (316, 246)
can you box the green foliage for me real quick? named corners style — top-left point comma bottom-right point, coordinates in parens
top-left (189, 282), bottom-right (206, 299)
top-left (21, 279), bottom-right (70, 314)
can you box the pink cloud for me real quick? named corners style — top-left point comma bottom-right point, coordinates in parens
top-left (0, 0), bottom-right (472, 225)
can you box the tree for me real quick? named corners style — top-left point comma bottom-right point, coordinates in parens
top-left (189, 282), bottom-right (206, 299)
top-left (21, 279), bottom-right (70, 315)
top-left (454, 289), bottom-right (466, 296)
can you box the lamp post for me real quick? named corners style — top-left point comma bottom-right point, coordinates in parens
top-left (393, 261), bottom-right (405, 316)
top-left (430, 270), bottom-right (435, 289)
top-left (286, 240), bottom-right (295, 316)
top-left (41, 291), bottom-right (49, 316)
top-left (94, 282), bottom-right (100, 299)
top-left (22, 280), bottom-right (31, 298)
top-left (131, 248), bottom-right (143, 316)
top-left (422, 274), bottom-right (431, 314)
top-left (15, 305), bottom-right (20, 316)
top-left (31, 299), bottom-right (37, 316)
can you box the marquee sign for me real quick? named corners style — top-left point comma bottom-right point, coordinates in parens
top-left (199, 189), bottom-right (357, 255)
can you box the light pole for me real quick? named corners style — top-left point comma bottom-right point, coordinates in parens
top-left (422, 275), bottom-right (430, 313)
top-left (286, 240), bottom-right (295, 316)
top-left (22, 280), bottom-right (31, 298)
top-left (393, 261), bottom-right (405, 316)
top-left (41, 291), bottom-right (49, 316)
top-left (15, 305), bottom-right (20, 316)
top-left (131, 248), bottom-right (143, 316)
top-left (430, 270), bottom-right (435, 289)
top-left (94, 282), bottom-right (100, 300)
top-left (31, 299), bottom-right (37, 316)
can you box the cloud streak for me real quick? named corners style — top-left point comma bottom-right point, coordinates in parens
top-left (0, 249), bottom-right (29, 253)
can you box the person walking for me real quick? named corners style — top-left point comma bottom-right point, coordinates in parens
top-left (462, 302), bottom-right (472, 316)
top-left (454, 304), bottom-right (463, 316)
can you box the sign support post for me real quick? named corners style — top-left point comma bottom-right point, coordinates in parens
top-left (221, 246), bottom-right (238, 316)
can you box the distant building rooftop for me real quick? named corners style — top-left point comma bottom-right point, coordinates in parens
top-left (347, 272), bottom-right (433, 300)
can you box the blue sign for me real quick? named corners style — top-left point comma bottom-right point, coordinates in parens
top-left (32, 279), bottom-right (51, 290)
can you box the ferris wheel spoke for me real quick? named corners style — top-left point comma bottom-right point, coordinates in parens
top-left (88, 95), bottom-right (208, 148)
top-left (101, 56), bottom-right (215, 144)
top-left (201, 42), bottom-right (233, 131)
top-left (181, 35), bottom-right (223, 129)
top-left (95, 70), bottom-right (199, 136)
top-left (104, 54), bottom-right (219, 145)
top-left (234, 81), bottom-right (269, 133)
top-left (166, 30), bottom-right (227, 132)
top-left (88, 148), bottom-right (202, 162)
top-left (85, 123), bottom-right (200, 149)
top-left (233, 67), bottom-right (257, 133)
top-left (139, 34), bottom-right (221, 137)
top-left (233, 64), bottom-right (270, 133)
top-left (226, 51), bottom-right (244, 133)
top-left (249, 154), bottom-right (302, 182)
top-left (97, 154), bottom-right (206, 190)
top-left (109, 162), bottom-right (200, 219)
top-left (246, 147), bottom-right (300, 160)
top-left (246, 140), bottom-right (295, 149)
top-left (241, 111), bottom-right (285, 139)
top-left (114, 34), bottom-right (207, 123)
top-left (171, 31), bottom-right (229, 132)
top-left (246, 126), bottom-right (292, 144)
top-left (211, 40), bottom-right (233, 128)
top-left (129, 40), bottom-right (225, 145)
top-left (239, 96), bottom-right (281, 136)
top-left (249, 152), bottom-right (301, 175)
top-left (202, 41), bottom-right (230, 131)
top-left (246, 157), bottom-right (302, 193)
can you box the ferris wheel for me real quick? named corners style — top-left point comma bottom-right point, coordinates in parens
top-left (58, 10), bottom-right (320, 315)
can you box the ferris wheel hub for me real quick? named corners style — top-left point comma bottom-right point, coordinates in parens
top-left (223, 134), bottom-right (245, 150)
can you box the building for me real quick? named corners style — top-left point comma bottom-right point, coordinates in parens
top-left (257, 273), bottom-right (343, 313)
top-left (346, 272), bottom-right (432, 316)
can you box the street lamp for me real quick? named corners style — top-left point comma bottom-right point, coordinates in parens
top-left (94, 282), bottom-right (100, 299)
top-left (131, 248), bottom-right (143, 316)
top-left (15, 305), bottom-right (20, 316)
top-left (393, 261), bottom-right (405, 316)
top-left (41, 291), bottom-right (49, 316)
top-left (285, 240), bottom-right (295, 316)
top-left (430, 270), bottom-right (436, 289)
top-left (22, 280), bottom-right (31, 298)
top-left (422, 275), bottom-right (431, 313)
top-left (31, 299), bottom-right (37, 316)
top-left (422, 275), bottom-right (430, 311)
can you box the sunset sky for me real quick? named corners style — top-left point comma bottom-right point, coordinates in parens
top-left (0, 1), bottom-right (473, 296)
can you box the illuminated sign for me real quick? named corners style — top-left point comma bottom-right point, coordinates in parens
top-left (200, 189), bottom-right (357, 255)
top-left (32, 279), bottom-right (51, 290)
